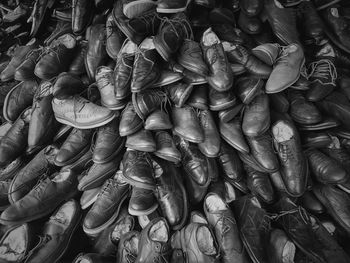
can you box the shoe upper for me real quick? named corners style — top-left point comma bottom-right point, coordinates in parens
top-left (117, 231), bottom-right (141, 263)
top-left (219, 118), bottom-right (250, 153)
top-left (53, 72), bottom-right (85, 98)
top-left (119, 102), bottom-right (143, 136)
top-left (154, 131), bottom-right (181, 163)
top-left (72, 0), bottom-right (93, 35)
top-left (198, 110), bottom-right (221, 157)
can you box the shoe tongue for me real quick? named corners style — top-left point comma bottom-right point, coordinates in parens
top-left (52, 169), bottom-right (71, 183)
top-left (140, 38), bottom-right (155, 50)
top-left (202, 28), bottom-right (220, 46)
top-left (57, 34), bottom-right (76, 49)
top-left (122, 40), bottom-right (137, 54)
top-left (149, 220), bottom-right (168, 242)
top-left (205, 194), bottom-right (227, 212)
top-left (331, 8), bottom-right (339, 18)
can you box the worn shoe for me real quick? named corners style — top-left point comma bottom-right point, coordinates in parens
top-left (68, 41), bottom-right (87, 75)
top-left (52, 95), bottom-right (116, 129)
top-left (198, 110), bottom-right (220, 157)
top-left (117, 231), bottom-right (140, 263)
top-left (132, 89), bottom-right (168, 120)
top-left (129, 186), bottom-right (158, 216)
top-left (53, 72), bottom-right (85, 98)
top-left (14, 48), bottom-right (41, 81)
top-left (265, 44), bottom-right (305, 94)
top-left (187, 84), bottom-right (208, 110)
top-left (126, 129), bottom-right (156, 152)
top-left (123, 0), bottom-right (157, 18)
top-left (289, 90), bottom-right (322, 124)
top-left (154, 131), bottom-right (181, 163)
top-left (251, 43), bottom-right (280, 66)
top-left (268, 229), bottom-right (296, 263)
top-left (236, 75), bottom-right (264, 105)
top-left (145, 110), bottom-right (172, 130)
top-left (166, 81), bottom-right (194, 107)
top-left (209, 88), bottom-right (237, 111)
top-left (119, 102), bottom-right (143, 136)
top-left (220, 118), bottom-right (249, 153)
top-left (72, 0), bottom-right (93, 35)
top-left (153, 69), bottom-right (183, 88)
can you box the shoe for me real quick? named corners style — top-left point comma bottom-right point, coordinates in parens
top-left (153, 69), bottom-right (183, 88)
top-left (0, 157), bottom-right (24, 182)
top-left (219, 118), bottom-right (249, 153)
top-left (223, 42), bottom-right (272, 78)
top-left (131, 38), bottom-right (161, 92)
top-left (298, 116), bottom-right (340, 131)
top-left (187, 84), bottom-right (208, 110)
top-left (209, 88), bottom-right (237, 111)
top-left (305, 148), bottom-right (348, 184)
top-left (236, 75), bottom-right (264, 105)
top-left (122, 150), bottom-right (155, 190)
top-left (80, 186), bottom-right (101, 210)
top-left (136, 217), bottom-right (171, 262)
top-left (129, 187), bottom-right (157, 216)
top-left (270, 92), bottom-right (290, 113)
top-left (145, 110), bottom-right (172, 130)
top-left (238, 12), bottom-right (262, 35)
top-left (299, 190), bottom-right (325, 214)
top-left (123, 0), bottom-right (157, 18)
top-left (251, 43), bottom-right (280, 66)
top-left (166, 81), bottom-right (194, 107)
top-left (272, 118), bottom-right (308, 197)
top-left (83, 175), bottom-right (129, 235)
top-left (218, 142), bottom-right (244, 184)
top-left (119, 102), bottom-right (143, 136)
top-left (322, 136), bottom-right (350, 174)
top-left (54, 128), bottom-right (93, 166)
top-left (84, 24), bottom-right (108, 81)
top-left (290, 75), bottom-right (310, 91)
top-left (3, 80), bottom-right (38, 122)
top-left (289, 90), bottom-right (322, 124)
top-left (172, 105), bottom-right (204, 143)
top-left (201, 27), bottom-right (233, 92)
top-left (126, 129), bottom-right (156, 152)
top-left (78, 156), bottom-right (121, 191)
top-left (268, 229), bottom-right (296, 263)
top-left (183, 69), bottom-right (208, 85)
top-left (35, 34), bottom-right (77, 80)
top-left (302, 132), bottom-right (332, 148)
top-left (265, 44), bottom-right (305, 94)
top-left (177, 39), bottom-right (209, 76)
top-left (53, 72), bottom-right (85, 98)
top-left (14, 48), bottom-right (41, 81)
top-left (44, 20), bottom-right (73, 46)
top-left (154, 131), bottom-right (181, 163)
top-left (0, 168), bottom-right (78, 225)
top-left (171, 222), bottom-right (219, 263)
top-left (154, 12), bottom-right (192, 61)
top-left (114, 40), bottom-right (137, 100)
top-left (117, 231), bottom-right (140, 263)
top-left (24, 200), bottom-right (81, 263)
top-left (157, 0), bottom-right (191, 13)
top-left (0, 108), bottom-right (31, 167)
top-left (198, 110), bottom-right (221, 157)
top-left (154, 157), bottom-right (188, 230)
top-left (68, 41), bottom-right (88, 75)
top-left (242, 93), bottom-right (270, 136)
top-left (29, 0), bottom-right (56, 37)
top-left (203, 193), bottom-right (248, 263)
top-left (72, 0), bottom-right (93, 35)
top-left (306, 58), bottom-right (337, 101)
top-left (264, 0), bottom-right (300, 45)
top-left (93, 117), bottom-right (125, 164)
top-left (0, 180), bottom-right (10, 211)
top-left (52, 95), bottom-right (116, 129)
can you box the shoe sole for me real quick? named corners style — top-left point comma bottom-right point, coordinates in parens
top-left (178, 84), bottom-right (194, 108)
top-left (316, 0), bottom-right (341, 10)
top-left (219, 104), bottom-right (243, 123)
top-left (291, 112), bottom-right (322, 126)
top-left (188, 102), bottom-right (208, 110)
top-left (123, 1), bottom-right (157, 19)
top-left (53, 125), bottom-right (73, 142)
top-left (302, 136), bottom-right (331, 149)
top-left (83, 192), bottom-right (128, 236)
top-left (125, 143), bottom-right (156, 152)
top-left (2, 81), bottom-right (23, 123)
top-left (173, 128), bottom-right (204, 144)
top-left (54, 112), bottom-right (117, 130)
top-left (156, 0), bottom-right (190, 13)
top-left (101, 101), bottom-right (127, 111)
top-left (122, 173), bottom-right (156, 191)
top-left (119, 121), bottom-right (143, 137)
top-left (177, 57), bottom-right (208, 77)
top-left (78, 166), bottom-right (119, 191)
top-left (209, 100), bottom-right (237, 111)
top-left (128, 202), bottom-right (158, 216)
top-left (153, 151), bottom-right (181, 164)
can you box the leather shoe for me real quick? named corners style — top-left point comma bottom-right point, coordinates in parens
top-left (219, 118), bottom-right (249, 153)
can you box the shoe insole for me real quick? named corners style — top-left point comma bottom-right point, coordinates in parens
top-left (0, 225), bottom-right (26, 262)
top-left (205, 194), bottom-right (227, 212)
top-left (202, 28), bottom-right (220, 46)
top-left (191, 212), bottom-right (208, 224)
top-left (112, 216), bottom-right (134, 243)
top-left (149, 220), bottom-right (168, 242)
top-left (272, 121), bottom-right (294, 143)
top-left (140, 37), bottom-right (155, 50)
top-left (282, 240), bottom-right (296, 263)
top-left (197, 225), bottom-right (217, 256)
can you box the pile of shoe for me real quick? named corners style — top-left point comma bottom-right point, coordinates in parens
top-left (0, 0), bottom-right (350, 262)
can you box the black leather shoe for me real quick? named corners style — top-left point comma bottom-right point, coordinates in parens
top-left (119, 102), bottom-right (143, 137)
top-left (187, 84), bottom-right (208, 110)
top-left (198, 110), bottom-right (221, 157)
top-left (236, 75), bottom-right (264, 105)
top-left (72, 0), bottom-right (93, 35)
top-left (299, 190), bottom-right (325, 214)
top-left (219, 118), bottom-right (249, 153)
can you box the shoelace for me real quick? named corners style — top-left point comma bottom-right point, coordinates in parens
top-left (307, 58), bottom-right (337, 85)
top-left (124, 246), bottom-right (137, 263)
top-left (157, 14), bottom-right (193, 40)
top-left (278, 141), bottom-right (295, 162)
top-left (97, 70), bottom-right (113, 89)
top-left (139, 10), bottom-right (159, 34)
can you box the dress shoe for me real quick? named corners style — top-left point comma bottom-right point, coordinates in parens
top-left (223, 42), bottom-right (272, 78)
top-left (203, 193), bottom-right (248, 263)
top-left (234, 196), bottom-right (270, 263)
top-left (72, 0), bottom-right (93, 35)
top-left (218, 104), bottom-right (244, 123)
top-left (243, 93), bottom-right (270, 136)
top-left (106, 13), bottom-right (124, 60)
top-left (68, 41), bottom-right (87, 75)
top-left (298, 117), bottom-right (340, 131)
top-left (166, 81), bottom-right (194, 107)
top-left (0, 157), bottom-right (24, 181)
top-left (154, 12), bottom-right (191, 61)
top-left (126, 129), bottom-right (156, 152)
top-left (316, 40), bottom-right (350, 68)
top-left (251, 43), bottom-right (280, 66)
top-left (145, 110), bottom-right (172, 130)
top-left (154, 131), bottom-right (181, 163)
top-left (131, 38), bottom-right (161, 92)
top-left (92, 117), bottom-right (125, 164)
top-left (113, 1), bottom-right (160, 45)
top-left (154, 157), bottom-right (188, 230)
top-left (80, 186), bottom-right (101, 210)
top-left (83, 174), bottom-right (129, 236)
top-left (201, 27), bottom-right (233, 92)
top-left (272, 117), bottom-right (308, 197)
top-left (85, 24), bottom-right (108, 81)
top-left (14, 48), bottom-right (41, 81)
top-left (178, 39), bottom-right (209, 76)
top-left (53, 72), bottom-right (85, 98)
top-left (35, 34), bottom-right (77, 80)
top-left (129, 186), bottom-right (158, 216)
top-left (322, 136), bottom-right (350, 173)
top-left (0, 39), bottom-right (39, 82)
top-left (153, 69), bottom-right (183, 88)
top-left (78, 156), bottom-right (121, 191)
top-left (117, 231), bottom-right (140, 263)
top-left (0, 223), bottom-right (36, 263)
top-left (289, 90), bottom-right (322, 124)
top-left (3, 80), bottom-right (38, 122)
top-left (171, 222), bottom-right (219, 263)
top-left (52, 95), bottom-right (116, 129)
top-left (313, 184), bottom-right (350, 235)
top-left (136, 217), bottom-right (171, 263)
top-left (54, 128), bottom-right (93, 166)
top-left (305, 148), bottom-right (348, 184)
top-left (219, 118), bottom-right (249, 153)
top-left (122, 150), bottom-right (155, 190)
top-left (302, 132), bottom-right (332, 148)
top-left (0, 169), bottom-right (78, 225)
top-left (236, 75), bottom-right (264, 104)
top-left (264, 0), bottom-right (300, 45)
top-left (238, 12), bottom-right (262, 35)
top-left (172, 105), bottom-right (204, 143)
top-left (268, 229), bottom-right (296, 263)
top-left (299, 190), bottom-right (325, 214)
top-left (209, 88), bottom-right (237, 111)
top-left (122, 0), bottom-right (157, 19)
top-left (218, 142), bottom-right (244, 184)
top-left (63, 149), bottom-right (93, 174)
top-left (24, 200), bottom-right (81, 263)
top-left (0, 108), bottom-right (31, 167)
top-left (119, 102), bottom-right (143, 137)
top-left (270, 92), bottom-right (290, 113)
top-left (230, 63), bottom-right (247, 75)
top-left (183, 69), bottom-right (208, 85)
top-left (132, 89), bottom-right (168, 120)
top-left (198, 110), bottom-right (221, 157)
top-left (266, 44), bottom-right (305, 94)
top-left (290, 75), bottom-right (310, 91)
